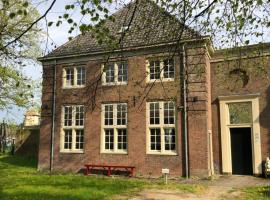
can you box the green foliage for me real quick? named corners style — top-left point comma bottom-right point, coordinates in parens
top-left (48, 21), bottom-right (54, 27)
top-left (241, 186), bottom-right (270, 200)
top-left (52, 0), bottom-right (270, 49)
top-left (0, 0), bottom-right (42, 110)
top-left (0, 66), bottom-right (34, 109)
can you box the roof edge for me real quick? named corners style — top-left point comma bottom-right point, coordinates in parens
top-left (211, 42), bottom-right (270, 63)
top-left (38, 36), bottom-right (212, 62)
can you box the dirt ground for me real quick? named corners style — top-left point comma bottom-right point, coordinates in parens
top-left (129, 176), bottom-right (270, 200)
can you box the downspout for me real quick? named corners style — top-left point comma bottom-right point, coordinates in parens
top-left (208, 130), bottom-right (214, 176)
top-left (182, 44), bottom-right (189, 178)
top-left (50, 60), bottom-right (57, 172)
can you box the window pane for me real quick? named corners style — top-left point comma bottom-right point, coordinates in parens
top-left (75, 106), bottom-right (84, 126)
top-left (228, 102), bottom-right (252, 124)
top-left (64, 130), bottom-right (72, 149)
top-left (105, 64), bottom-right (115, 83)
top-left (64, 106), bottom-right (72, 126)
top-left (117, 104), bottom-right (127, 125)
top-left (118, 62), bottom-right (128, 82)
top-left (104, 105), bottom-right (113, 125)
top-left (149, 61), bottom-right (160, 80)
top-left (77, 67), bottom-right (86, 85)
top-left (65, 68), bottom-right (74, 86)
top-left (105, 129), bottom-right (114, 150)
top-left (117, 129), bottom-right (127, 150)
top-left (164, 59), bottom-right (174, 79)
top-left (164, 102), bottom-right (175, 124)
top-left (150, 128), bottom-right (161, 150)
top-left (164, 128), bottom-right (176, 151)
top-left (149, 102), bottom-right (160, 124)
top-left (75, 129), bottom-right (84, 150)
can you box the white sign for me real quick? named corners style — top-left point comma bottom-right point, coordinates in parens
top-left (162, 168), bottom-right (170, 174)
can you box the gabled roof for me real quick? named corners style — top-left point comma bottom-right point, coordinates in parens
top-left (42, 0), bottom-right (201, 59)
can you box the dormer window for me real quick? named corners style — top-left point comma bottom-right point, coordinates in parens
top-left (102, 62), bottom-right (128, 85)
top-left (118, 26), bottom-right (129, 33)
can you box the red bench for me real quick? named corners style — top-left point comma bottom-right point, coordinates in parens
top-left (84, 164), bottom-right (135, 177)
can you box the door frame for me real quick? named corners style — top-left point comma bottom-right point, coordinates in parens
top-left (219, 94), bottom-right (262, 175)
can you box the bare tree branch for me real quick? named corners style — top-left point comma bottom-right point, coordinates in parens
top-left (2, 0), bottom-right (57, 50)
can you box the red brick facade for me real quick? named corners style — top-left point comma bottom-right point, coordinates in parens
top-left (211, 46), bottom-right (270, 174)
top-left (38, 39), bottom-right (270, 177)
top-left (38, 40), bottom-right (215, 177)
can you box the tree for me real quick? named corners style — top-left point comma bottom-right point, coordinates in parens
top-left (3, 0), bottom-right (270, 50)
top-left (1, 0), bottom-right (270, 110)
top-left (51, 0), bottom-right (270, 48)
top-left (0, 0), bottom-right (42, 110)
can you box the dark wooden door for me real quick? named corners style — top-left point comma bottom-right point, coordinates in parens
top-left (230, 128), bottom-right (253, 175)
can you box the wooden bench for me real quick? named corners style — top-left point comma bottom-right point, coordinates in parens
top-left (84, 164), bottom-right (135, 177)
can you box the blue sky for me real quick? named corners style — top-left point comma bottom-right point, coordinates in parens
top-left (0, 0), bottom-right (128, 124)
top-left (0, 1), bottom-right (76, 123)
top-left (1, 0), bottom-right (269, 123)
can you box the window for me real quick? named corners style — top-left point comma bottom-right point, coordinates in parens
top-left (102, 103), bottom-right (128, 153)
top-left (61, 105), bottom-right (84, 152)
top-left (147, 101), bottom-right (176, 154)
top-left (118, 62), bottom-right (128, 82)
top-left (65, 68), bottom-right (74, 87)
top-left (75, 130), bottom-right (84, 150)
top-left (63, 67), bottom-right (86, 88)
top-left (104, 105), bottom-right (113, 125)
top-left (164, 102), bottom-right (175, 124)
top-left (163, 59), bottom-right (174, 79)
top-left (64, 106), bottom-right (72, 126)
top-left (150, 128), bottom-right (161, 150)
top-left (105, 64), bottom-right (115, 83)
top-left (150, 102), bottom-right (160, 124)
top-left (147, 58), bottom-right (175, 81)
top-left (64, 130), bottom-right (72, 149)
top-left (164, 128), bottom-right (175, 151)
top-left (228, 102), bottom-right (252, 124)
top-left (149, 61), bottom-right (160, 80)
top-left (117, 129), bottom-right (127, 150)
top-left (102, 62), bottom-right (128, 85)
top-left (117, 104), bottom-right (127, 125)
top-left (77, 67), bottom-right (86, 86)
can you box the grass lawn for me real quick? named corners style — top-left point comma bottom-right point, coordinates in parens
top-left (0, 155), bottom-right (202, 200)
top-left (241, 186), bottom-right (270, 200)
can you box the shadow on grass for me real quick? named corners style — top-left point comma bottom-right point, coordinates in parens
top-left (0, 190), bottom-right (108, 200)
top-left (0, 155), bottom-right (147, 200)
top-left (0, 174), bottom-right (145, 200)
top-left (0, 154), bottom-right (37, 168)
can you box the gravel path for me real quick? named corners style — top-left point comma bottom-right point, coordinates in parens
top-left (129, 176), bottom-right (270, 200)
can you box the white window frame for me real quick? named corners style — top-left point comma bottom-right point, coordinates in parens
top-left (146, 101), bottom-right (177, 155)
top-left (101, 103), bottom-right (128, 154)
top-left (63, 66), bottom-right (86, 88)
top-left (101, 62), bottom-right (128, 86)
top-left (60, 105), bottom-right (85, 153)
top-left (146, 58), bottom-right (175, 83)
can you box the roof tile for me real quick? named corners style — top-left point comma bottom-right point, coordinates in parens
top-left (43, 0), bottom-right (200, 59)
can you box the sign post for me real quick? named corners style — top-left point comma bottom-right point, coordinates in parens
top-left (162, 168), bottom-right (170, 184)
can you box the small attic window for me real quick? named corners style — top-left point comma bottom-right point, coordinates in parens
top-left (118, 26), bottom-right (129, 33)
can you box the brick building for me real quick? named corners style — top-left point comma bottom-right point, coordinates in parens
top-left (38, 0), bottom-right (270, 177)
